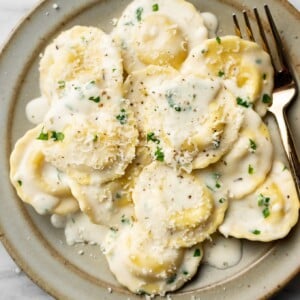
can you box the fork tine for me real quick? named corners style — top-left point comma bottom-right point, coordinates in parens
top-left (264, 5), bottom-right (288, 72)
top-left (232, 13), bottom-right (242, 38)
top-left (253, 7), bottom-right (276, 68)
top-left (253, 8), bottom-right (272, 54)
top-left (243, 10), bottom-right (255, 42)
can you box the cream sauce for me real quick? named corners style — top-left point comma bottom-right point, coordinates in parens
top-left (64, 213), bottom-right (109, 246)
top-left (201, 12), bottom-right (218, 38)
top-left (203, 234), bottom-right (242, 269)
top-left (26, 97), bottom-right (49, 124)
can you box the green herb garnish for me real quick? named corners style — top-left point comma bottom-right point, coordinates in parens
top-left (216, 36), bottom-right (221, 44)
top-left (152, 3), bottom-right (159, 11)
top-left (258, 193), bottom-right (271, 218)
top-left (219, 198), bottom-right (226, 204)
top-left (51, 131), bottom-right (65, 141)
top-left (166, 274), bottom-right (177, 284)
top-left (116, 109), bottom-right (128, 125)
top-left (236, 97), bottom-right (251, 108)
top-left (89, 96), bottom-right (100, 103)
top-left (248, 164), bottom-right (254, 175)
top-left (147, 132), bottom-right (160, 144)
top-left (262, 94), bottom-right (272, 104)
top-left (193, 248), bottom-right (201, 257)
top-left (154, 147), bottom-right (164, 162)
top-left (37, 129), bottom-right (49, 141)
top-left (249, 139), bottom-right (257, 152)
top-left (212, 172), bottom-right (221, 189)
top-left (218, 70), bottom-right (225, 77)
top-left (17, 180), bottom-right (22, 186)
top-left (252, 229), bottom-right (261, 235)
top-left (58, 80), bottom-right (65, 89)
top-left (136, 7), bottom-right (143, 21)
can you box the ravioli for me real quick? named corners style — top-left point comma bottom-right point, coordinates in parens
top-left (208, 108), bottom-right (273, 199)
top-left (113, 0), bottom-right (208, 73)
top-left (68, 146), bottom-right (152, 226)
top-left (181, 35), bottom-right (274, 116)
top-left (103, 224), bottom-right (203, 296)
top-left (40, 26), bottom-right (123, 102)
top-left (40, 97), bottom-right (139, 185)
top-left (125, 65), bottom-right (244, 171)
top-left (219, 161), bottom-right (299, 241)
top-left (133, 162), bottom-right (228, 248)
top-left (10, 126), bottom-right (78, 215)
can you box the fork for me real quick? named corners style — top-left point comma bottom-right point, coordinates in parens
top-left (232, 5), bottom-right (300, 195)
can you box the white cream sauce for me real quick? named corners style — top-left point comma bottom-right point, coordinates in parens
top-left (26, 97), bottom-right (49, 124)
top-left (201, 12), bottom-right (218, 38)
top-left (64, 213), bottom-right (109, 246)
top-left (51, 214), bottom-right (67, 228)
top-left (203, 234), bottom-right (242, 269)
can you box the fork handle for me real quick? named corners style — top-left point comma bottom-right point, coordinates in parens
top-left (273, 109), bottom-right (300, 196)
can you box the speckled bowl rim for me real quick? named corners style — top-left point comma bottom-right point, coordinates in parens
top-left (0, 1), bottom-right (299, 299)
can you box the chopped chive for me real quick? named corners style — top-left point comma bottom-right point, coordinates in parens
top-left (193, 248), bottom-right (201, 257)
top-left (262, 73), bottom-right (267, 80)
top-left (116, 109), bottom-right (128, 125)
top-left (147, 132), bottom-right (160, 144)
top-left (89, 96), bottom-right (101, 103)
top-left (249, 139), bottom-right (257, 152)
top-left (136, 7), bottom-right (143, 21)
top-left (263, 207), bottom-right (270, 218)
top-left (152, 3), bottom-right (159, 11)
top-left (166, 274), bottom-right (177, 284)
top-left (236, 97), bottom-right (251, 108)
top-left (154, 147), bottom-right (164, 162)
top-left (174, 106), bottom-right (182, 112)
top-left (252, 229), bottom-right (261, 235)
top-left (17, 180), bottom-right (22, 186)
top-left (262, 94), bottom-right (272, 104)
top-left (258, 193), bottom-right (271, 218)
top-left (37, 129), bottom-right (49, 141)
top-left (93, 134), bottom-right (98, 142)
top-left (51, 131), bottom-right (65, 141)
top-left (216, 36), bottom-right (221, 44)
top-left (219, 198), bottom-right (226, 204)
top-left (57, 80), bottom-right (65, 89)
top-left (218, 70), bottom-right (225, 77)
top-left (182, 270), bottom-right (189, 275)
top-left (248, 164), bottom-right (254, 174)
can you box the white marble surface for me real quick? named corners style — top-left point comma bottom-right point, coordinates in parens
top-left (0, 0), bottom-right (299, 299)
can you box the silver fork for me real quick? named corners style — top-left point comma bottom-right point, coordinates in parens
top-left (233, 5), bottom-right (300, 195)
